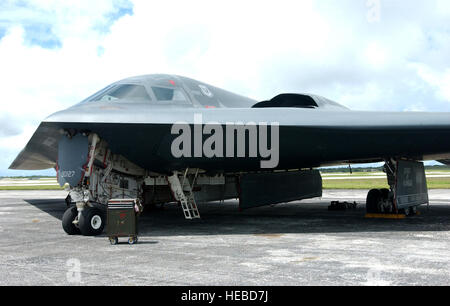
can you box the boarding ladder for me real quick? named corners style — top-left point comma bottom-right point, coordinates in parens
top-left (168, 169), bottom-right (201, 219)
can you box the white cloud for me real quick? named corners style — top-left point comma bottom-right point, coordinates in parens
top-left (364, 42), bottom-right (389, 69)
top-left (1, 0), bottom-right (450, 174)
top-left (411, 64), bottom-right (450, 101)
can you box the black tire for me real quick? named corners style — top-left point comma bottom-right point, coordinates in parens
top-left (65, 194), bottom-right (73, 207)
top-left (62, 206), bottom-right (81, 235)
top-left (380, 188), bottom-right (390, 200)
top-left (399, 208), bottom-right (408, 216)
top-left (366, 189), bottom-right (382, 213)
top-left (379, 188), bottom-right (393, 213)
top-left (78, 207), bottom-right (105, 236)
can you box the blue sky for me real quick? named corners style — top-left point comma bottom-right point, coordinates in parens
top-left (0, 0), bottom-right (450, 176)
top-left (0, 0), bottom-right (133, 49)
top-left (23, 23), bottom-right (62, 49)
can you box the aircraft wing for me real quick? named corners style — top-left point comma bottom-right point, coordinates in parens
top-left (8, 74), bottom-right (450, 172)
top-left (9, 123), bottom-right (60, 170)
top-left (9, 106), bottom-right (450, 172)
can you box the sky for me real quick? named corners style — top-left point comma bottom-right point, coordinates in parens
top-left (0, 0), bottom-right (450, 176)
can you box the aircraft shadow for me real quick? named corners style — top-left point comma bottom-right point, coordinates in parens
top-left (25, 199), bottom-right (67, 221)
top-left (25, 198), bottom-right (450, 236)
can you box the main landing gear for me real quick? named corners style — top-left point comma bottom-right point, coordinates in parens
top-left (366, 188), bottom-right (393, 214)
top-left (365, 159), bottom-right (428, 217)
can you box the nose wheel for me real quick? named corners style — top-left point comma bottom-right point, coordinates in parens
top-left (62, 206), bottom-right (81, 235)
top-left (78, 207), bottom-right (106, 236)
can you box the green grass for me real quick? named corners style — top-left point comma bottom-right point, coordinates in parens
top-left (0, 185), bottom-right (65, 190)
top-left (321, 171), bottom-right (450, 178)
top-left (323, 177), bottom-right (450, 190)
top-left (321, 172), bottom-right (384, 177)
top-left (323, 179), bottom-right (388, 190)
top-left (1, 176), bottom-right (449, 191)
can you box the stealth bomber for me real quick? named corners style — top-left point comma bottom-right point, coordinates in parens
top-left (10, 74), bottom-right (450, 235)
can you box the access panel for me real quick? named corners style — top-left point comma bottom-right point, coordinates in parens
top-left (239, 170), bottom-right (322, 209)
top-left (395, 160), bottom-right (429, 209)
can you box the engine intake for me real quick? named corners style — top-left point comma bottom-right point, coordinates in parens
top-left (252, 94), bottom-right (318, 109)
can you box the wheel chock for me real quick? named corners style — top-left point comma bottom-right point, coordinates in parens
top-left (365, 213), bottom-right (406, 219)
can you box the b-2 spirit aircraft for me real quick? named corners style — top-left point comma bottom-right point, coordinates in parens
top-left (10, 74), bottom-right (450, 235)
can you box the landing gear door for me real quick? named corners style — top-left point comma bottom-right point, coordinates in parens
top-left (57, 134), bottom-right (89, 187)
top-left (395, 160), bottom-right (429, 210)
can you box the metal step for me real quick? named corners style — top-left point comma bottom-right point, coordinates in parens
top-left (167, 170), bottom-right (200, 220)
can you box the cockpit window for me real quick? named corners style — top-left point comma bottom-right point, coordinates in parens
top-left (88, 84), bottom-right (151, 102)
top-left (178, 77), bottom-right (223, 107)
top-left (152, 86), bottom-right (188, 102)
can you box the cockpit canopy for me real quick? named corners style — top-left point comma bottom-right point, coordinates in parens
top-left (81, 74), bottom-right (257, 108)
top-left (88, 84), bottom-right (151, 102)
top-left (85, 83), bottom-right (189, 104)
top-left (80, 74), bottom-right (349, 111)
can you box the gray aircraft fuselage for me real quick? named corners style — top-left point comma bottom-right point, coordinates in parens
top-left (9, 74), bottom-right (450, 173)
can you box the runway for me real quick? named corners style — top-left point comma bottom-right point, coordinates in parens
top-left (0, 190), bottom-right (449, 286)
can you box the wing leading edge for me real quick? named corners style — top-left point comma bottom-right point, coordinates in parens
top-left (9, 74), bottom-right (450, 171)
top-left (9, 123), bottom-right (60, 170)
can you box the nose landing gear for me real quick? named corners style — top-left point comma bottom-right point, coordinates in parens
top-left (62, 205), bottom-right (106, 236)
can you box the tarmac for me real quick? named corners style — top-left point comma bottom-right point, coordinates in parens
top-left (0, 189), bottom-right (449, 286)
